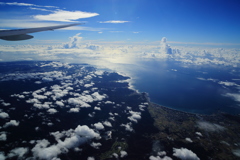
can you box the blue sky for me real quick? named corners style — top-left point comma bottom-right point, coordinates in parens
top-left (0, 0), bottom-right (240, 47)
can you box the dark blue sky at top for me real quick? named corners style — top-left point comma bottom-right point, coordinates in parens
top-left (0, 0), bottom-right (240, 45)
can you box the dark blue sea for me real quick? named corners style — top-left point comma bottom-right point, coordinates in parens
top-left (118, 60), bottom-right (240, 115)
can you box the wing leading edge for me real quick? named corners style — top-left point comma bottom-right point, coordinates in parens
top-left (0, 23), bottom-right (81, 41)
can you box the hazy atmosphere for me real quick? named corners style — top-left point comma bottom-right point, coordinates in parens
top-left (0, 0), bottom-right (240, 160)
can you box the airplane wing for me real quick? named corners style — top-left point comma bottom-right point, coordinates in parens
top-left (0, 23), bottom-right (81, 41)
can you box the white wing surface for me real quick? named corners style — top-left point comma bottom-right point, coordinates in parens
top-left (0, 23), bottom-right (81, 41)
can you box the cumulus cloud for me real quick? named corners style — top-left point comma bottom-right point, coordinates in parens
top-left (94, 107), bottom-right (101, 110)
top-left (3, 120), bottom-right (19, 128)
top-left (103, 121), bottom-right (112, 127)
top-left (173, 148), bottom-right (199, 160)
top-left (94, 122), bottom-right (104, 130)
top-left (32, 125), bottom-right (99, 160)
top-left (34, 10), bottom-right (99, 22)
top-left (121, 123), bottom-right (133, 132)
top-left (120, 151), bottom-right (128, 158)
top-left (185, 138), bottom-right (193, 143)
top-left (0, 132), bottom-right (7, 141)
top-left (47, 108), bottom-right (58, 114)
top-left (149, 155), bottom-right (172, 160)
top-left (56, 101), bottom-right (64, 107)
top-left (197, 121), bottom-right (225, 132)
top-left (69, 108), bottom-right (80, 113)
top-left (0, 112), bottom-right (9, 119)
top-left (7, 147), bottom-right (29, 159)
top-left (128, 111), bottom-right (141, 123)
top-left (0, 152), bottom-right (6, 160)
top-left (90, 142), bottom-right (102, 149)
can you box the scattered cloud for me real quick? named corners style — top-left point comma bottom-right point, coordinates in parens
top-left (197, 121), bottom-right (225, 132)
top-left (3, 120), bottom-right (19, 128)
top-left (120, 151), bottom-right (128, 158)
top-left (0, 112), bottom-right (9, 119)
top-left (0, 132), bottom-right (7, 141)
top-left (173, 148), bottom-right (200, 160)
top-left (224, 93), bottom-right (240, 103)
top-left (94, 122), bottom-right (104, 130)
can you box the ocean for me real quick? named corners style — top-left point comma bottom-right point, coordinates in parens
top-left (122, 60), bottom-right (240, 115)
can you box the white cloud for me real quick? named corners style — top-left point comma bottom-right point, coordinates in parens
top-left (94, 107), bottom-right (101, 110)
top-left (47, 108), bottom-right (58, 114)
top-left (233, 149), bottom-right (240, 157)
top-left (121, 123), bottom-right (133, 132)
top-left (32, 125), bottom-right (99, 160)
top-left (7, 147), bottom-right (29, 159)
top-left (173, 148), bottom-right (200, 160)
top-left (0, 112), bottom-right (9, 119)
top-left (87, 157), bottom-right (95, 160)
top-left (56, 101), bottom-right (64, 107)
top-left (197, 121), bottom-right (225, 132)
top-left (34, 10), bottom-right (99, 22)
top-left (195, 132), bottom-right (202, 137)
top-left (0, 132), bottom-right (7, 141)
top-left (128, 111), bottom-right (141, 123)
top-left (94, 122), bottom-right (104, 130)
top-left (3, 120), bottom-right (19, 128)
top-left (224, 93), bottom-right (240, 103)
top-left (149, 155), bottom-right (172, 160)
top-left (120, 151), bottom-right (128, 158)
top-left (90, 142), bottom-right (102, 149)
top-left (103, 121), bottom-right (112, 127)
top-left (0, 152), bottom-right (6, 160)
top-left (69, 108), bottom-right (80, 113)
top-left (99, 20), bottom-right (130, 23)
top-left (185, 138), bottom-right (193, 143)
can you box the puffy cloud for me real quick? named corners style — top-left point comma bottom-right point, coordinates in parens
top-left (120, 151), bottom-right (128, 158)
top-left (3, 120), bottom-right (19, 128)
top-left (7, 147), bottom-right (29, 159)
top-left (195, 132), bottom-right (202, 137)
top-left (91, 92), bottom-right (107, 101)
top-left (160, 37), bottom-right (172, 55)
top-left (75, 125), bottom-right (100, 139)
top-left (87, 157), bottom-right (95, 160)
top-left (0, 152), bottom-right (6, 160)
top-left (56, 101), bottom-right (64, 107)
top-left (68, 98), bottom-right (91, 108)
top-left (63, 33), bottom-right (83, 49)
top-left (197, 121), bottom-right (225, 132)
top-left (232, 149), bottom-right (240, 157)
top-left (32, 125), bottom-right (99, 160)
top-left (94, 107), bottom-right (101, 110)
top-left (94, 122), bottom-right (104, 130)
top-left (149, 155), bottom-right (172, 160)
top-left (128, 111), bottom-right (141, 123)
top-left (69, 108), bottom-right (80, 113)
top-left (47, 108), bottom-right (58, 114)
top-left (103, 121), bottom-right (112, 127)
top-left (0, 132), bottom-right (7, 141)
top-left (34, 10), bottom-right (99, 22)
top-left (0, 112), bottom-right (9, 119)
top-left (121, 123), bottom-right (133, 132)
top-left (90, 142), bottom-right (102, 149)
top-left (173, 148), bottom-right (200, 160)
top-left (185, 138), bottom-right (193, 143)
